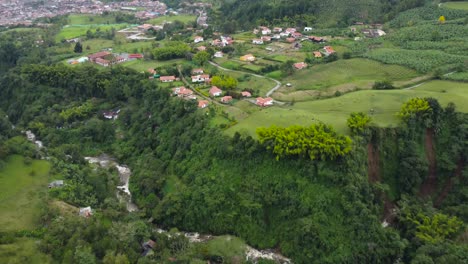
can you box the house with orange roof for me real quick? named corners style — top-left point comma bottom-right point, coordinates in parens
top-left (256, 97), bottom-right (274, 107)
top-left (241, 91), bottom-right (252, 97)
top-left (160, 76), bottom-right (176, 82)
top-left (294, 62), bottom-right (308, 70)
top-left (209, 86), bottom-right (222, 97)
top-left (240, 54), bottom-right (255, 62)
top-left (220, 96), bottom-right (233, 103)
top-left (323, 46), bottom-right (336, 56)
top-left (198, 100), bottom-right (209, 108)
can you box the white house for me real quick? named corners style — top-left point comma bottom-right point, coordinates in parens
top-left (260, 26), bottom-right (271, 35)
top-left (304, 27), bottom-right (313, 32)
top-left (209, 86), bottom-right (222, 97)
top-left (194, 36), bottom-right (204, 43)
top-left (252, 39), bottom-right (264, 45)
top-left (192, 74), bottom-right (210, 83)
top-left (214, 51), bottom-right (224, 58)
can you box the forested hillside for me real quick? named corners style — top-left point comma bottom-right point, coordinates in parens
top-left (0, 62), bottom-right (466, 263)
top-left (0, 1), bottom-right (467, 263)
top-left (213, 0), bottom-right (427, 30)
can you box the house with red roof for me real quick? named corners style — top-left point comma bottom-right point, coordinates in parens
top-left (209, 86), bottom-right (222, 97)
top-left (198, 100), bottom-right (209, 109)
top-left (261, 36), bottom-right (271, 42)
top-left (323, 46), bottom-right (336, 56)
top-left (160, 76), bottom-right (176, 82)
top-left (95, 57), bottom-right (110, 67)
top-left (172, 87), bottom-right (193, 97)
top-left (128, 53), bottom-right (144, 59)
top-left (292, 32), bottom-right (303, 39)
top-left (220, 96), bottom-right (233, 103)
top-left (309, 36), bottom-right (325, 43)
top-left (294, 62), bottom-right (308, 70)
top-left (273, 27), bottom-right (283, 33)
top-left (88, 51), bottom-right (111, 62)
top-left (241, 91), bottom-right (252, 97)
top-left (285, 38), bottom-right (295, 43)
top-left (260, 26), bottom-right (271, 35)
top-left (256, 97), bottom-right (273, 107)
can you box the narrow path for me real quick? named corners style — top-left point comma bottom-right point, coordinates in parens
top-left (208, 61), bottom-right (282, 98)
top-left (404, 72), bottom-right (456, 90)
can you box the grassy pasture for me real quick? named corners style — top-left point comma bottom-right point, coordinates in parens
top-left (227, 80), bottom-right (468, 137)
top-left (55, 24), bottom-right (128, 42)
top-left (121, 58), bottom-right (185, 72)
top-left (274, 58), bottom-right (419, 101)
top-left (0, 155), bottom-right (50, 231)
top-left (443, 1), bottom-right (468, 10)
top-left (146, 15), bottom-right (197, 25)
top-left (67, 14), bottom-right (117, 25)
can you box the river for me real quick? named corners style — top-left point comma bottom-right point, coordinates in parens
top-left (25, 132), bottom-right (291, 263)
top-left (84, 154), bottom-right (138, 212)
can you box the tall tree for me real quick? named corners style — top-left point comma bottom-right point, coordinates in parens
top-left (74, 42), bottom-right (83, 53)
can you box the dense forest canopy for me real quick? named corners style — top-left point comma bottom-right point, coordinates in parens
top-left (214, 0), bottom-right (427, 30)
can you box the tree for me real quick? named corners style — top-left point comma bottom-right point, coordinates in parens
top-left (211, 75), bottom-right (238, 90)
top-left (256, 124), bottom-right (352, 161)
top-left (407, 213), bottom-right (463, 243)
top-left (280, 60), bottom-right (295, 76)
top-left (347, 112), bottom-right (372, 134)
top-left (372, 80), bottom-right (394, 90)
top-left (398, 98), bottom-right (432, 122)
top-left (74, 42), bottom-right (83, 53)
top-left (193, 51), bottom-right (210, 66)
top-left (438, 15), bottom-right (445, 24)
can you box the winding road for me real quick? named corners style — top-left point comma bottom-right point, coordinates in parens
top-left (208, 61), bottom-right (283, 98)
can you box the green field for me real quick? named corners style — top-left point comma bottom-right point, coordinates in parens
top-left (122, 58), bottom-right (185, 72)
top-left (0, 155), bottom-right (50, 231)
top-left (55, 24), bottom-right (129, 42)
top-left (67, 14), bottom-right (117, 25)
top-left (274, 58), bottom-right (420, 101)
top-left (227, 80), bottom-right (468, 137)
top-left (146, 15), bottom-right (197, 25)
top-left (443, 1), bottom-right (468, 10)
top-left (0, 238), bottom-right (51, 264)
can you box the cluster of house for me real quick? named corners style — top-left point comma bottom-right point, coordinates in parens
top-left (211, 36), bottom-right (234, 47)
top-left (252, 26), bottom-right (307, 44)
top-left (84, 51), bottom-right (144, 67)
top-left (309, 46), bottom-right (336, 59)
top-left (137, 23), bottom-right (164, 32)
top-left (191, 68), bottom-right (211, 83)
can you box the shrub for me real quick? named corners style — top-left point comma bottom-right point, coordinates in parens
top-left (372, 80), bottom-right (395, 90)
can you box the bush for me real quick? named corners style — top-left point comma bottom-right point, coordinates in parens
top-left (372, 80), bottom-right (395, 90)
top-left (342, 52), bottom-right (352, 59)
